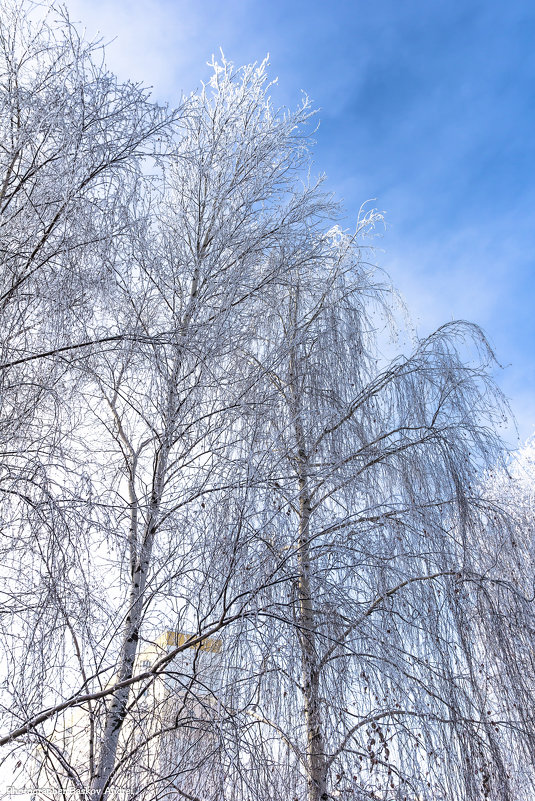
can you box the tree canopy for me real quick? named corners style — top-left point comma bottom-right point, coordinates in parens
top-left (0, 5), bottom-right (532, 801)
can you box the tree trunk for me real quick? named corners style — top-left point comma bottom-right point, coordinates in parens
top-left (90, 367), bottom-right (180, 799)
top-left (289, 324), bottom-right (329, 801)
top-left (89, 460), bottom-right (167, 799)
top-left (296, 474), bottom-right (329, 801)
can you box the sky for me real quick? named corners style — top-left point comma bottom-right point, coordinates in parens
top-left (64, 0), bottom-right (535, 446)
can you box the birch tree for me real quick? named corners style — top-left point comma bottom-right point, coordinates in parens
top-left (85, 56), bottom-right (330, 801)
top-left (0, 2), bottom-right (170, 787)
top-left (0, 32), bottom-right (332, 799)
top-left (228, 224), bottom-right (522, 801)
top-left (0, 0), bottom-right (170, 647)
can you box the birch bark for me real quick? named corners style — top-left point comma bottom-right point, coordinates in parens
top-left (288, 296), bottom-right (329, 801)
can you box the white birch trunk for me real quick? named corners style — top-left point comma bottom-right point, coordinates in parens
top-left (90, 266), bottom-right (201, 798)
top-left (289, 329), bottom-right (329, 801)
top-left (89, 447), bottom-right (170, 799)
top-left (296, 477), bottom-right (329, 801)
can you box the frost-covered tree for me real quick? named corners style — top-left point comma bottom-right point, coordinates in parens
top-left (0, 5), bottom-right (530, 801)
top-left (221, 225), bottom-right (521, 801)
top-left (84, 55), bottom-right (332, 801)
top-left (0, 3), bottom-right (170, 788)
top-left (0, 0), bottom-right (170, 659)
top-left (0, 13), bottom-right (332, 797)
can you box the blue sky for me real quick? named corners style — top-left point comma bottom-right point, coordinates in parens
top-left (66, 0), bottom-right (535, 445)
